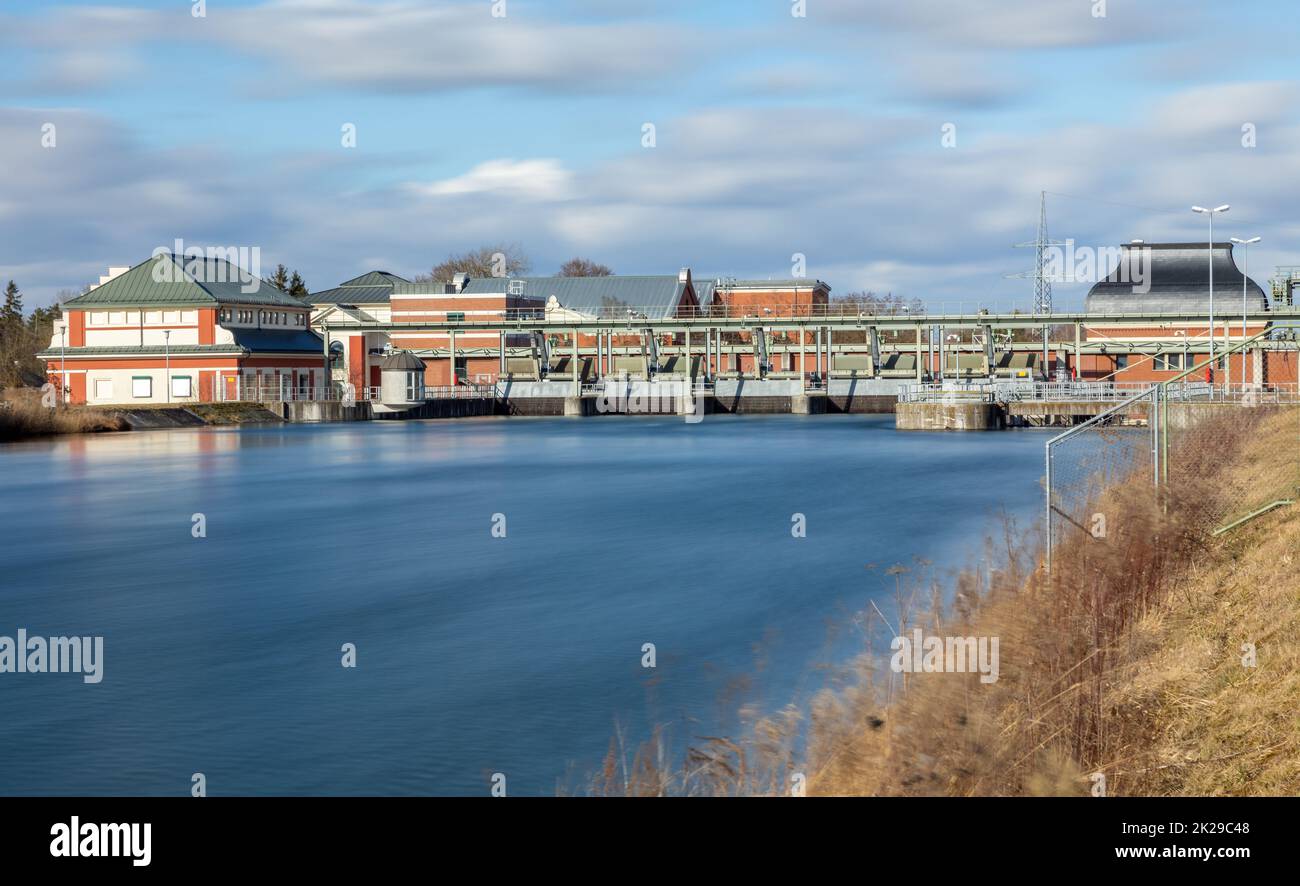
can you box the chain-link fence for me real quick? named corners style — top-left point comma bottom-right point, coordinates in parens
top-left (1046, 328), bottom-right (1300, 570)
top-left (1045, 387), bottom-right (1159, 571)
top-left (1159, 384), bottom-right (1300, 535)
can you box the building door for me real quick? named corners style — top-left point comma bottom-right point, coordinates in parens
top-left (223, 374), bottom-right (239, 401)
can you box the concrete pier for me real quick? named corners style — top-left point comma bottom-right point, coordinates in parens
top-left (896, 401), bottom-right (1004, 431)
top-left (563, 395), bottom-right (597, 417)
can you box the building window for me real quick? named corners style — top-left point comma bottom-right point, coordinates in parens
top-left (1114, 355), bottom-right (1128, 370)
top-left (145, 311), bottom-right (162, 324)
top-left (406, 371), bottom-right (424, 401)
top-left (131, 376), bottom-right (152, 398)
top-left (92, 379), bottom-right (113, 400)
top-left (447, 311), bottom-right (465, 322)
top-left (171, 376), bottom-right (192, 399)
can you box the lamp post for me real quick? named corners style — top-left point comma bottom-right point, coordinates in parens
top-left (1230, 236), bottom-right (1260, 389)
top-left (59, 327), bottom-right (67, 404)
top-left (164, 329), bottom-right (171, 404)
top-left (1192, 204), bottom-right (1229, 383)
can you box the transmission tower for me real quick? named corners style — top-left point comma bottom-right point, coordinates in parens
top-left (1011, 191), bottom-right (1066, 315)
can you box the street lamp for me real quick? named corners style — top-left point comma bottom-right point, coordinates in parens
top-left (1192, 204), bottom-right (1229, 381)
top-left (1230, 236), bottom-right (1260, 389)
top-left (59, 326), bottom-right (67, 404)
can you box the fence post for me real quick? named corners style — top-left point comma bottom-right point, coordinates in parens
top-left (1045, 441), bottom-right (1053, 575)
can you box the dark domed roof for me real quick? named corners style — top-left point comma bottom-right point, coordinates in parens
top-left (379, 350), bottom-right (425, 371)
top-left (1085, 242), bottom-right (1268, 313)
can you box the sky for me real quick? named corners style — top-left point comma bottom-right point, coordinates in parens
top-left (2, 0), bottom-right (1299, 310)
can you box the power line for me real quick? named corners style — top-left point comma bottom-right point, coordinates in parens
top-left (1044, 190), bottom-right (1270, 230)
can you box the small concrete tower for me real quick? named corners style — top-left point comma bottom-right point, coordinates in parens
top-left (379, 350), bottom-right (426, 407)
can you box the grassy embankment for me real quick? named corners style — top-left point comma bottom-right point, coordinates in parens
top-left (0, 388), bottom-right (283, 442)
top-left (0, 389), bottom-right (126, 441)
top-left (593, 405), bottom-right (1300, 796)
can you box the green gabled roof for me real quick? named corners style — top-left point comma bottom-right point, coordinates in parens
top-left (309, 270), bottom-right (409, 305)
top-left (63, 254), bottom-right (310, 309)
top-left (38, 344), bottom-right (244, 357)
top-left (340, 270), bottom-right (407, 288)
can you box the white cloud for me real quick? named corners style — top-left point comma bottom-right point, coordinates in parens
top-left (410, 159), bottom-right (573, 201)
top-left (7, 81), bottom-right (1300, 312)
top-left (815, 0), bottom-right (1174, 49)
top-left (1, 0), bottom-right (698, 97)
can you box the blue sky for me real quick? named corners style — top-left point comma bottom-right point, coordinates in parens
top-left (2, 0), bottom-right (1299, 308)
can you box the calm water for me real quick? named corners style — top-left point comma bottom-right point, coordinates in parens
top-left (0, 415), bottom-right (1046, 796)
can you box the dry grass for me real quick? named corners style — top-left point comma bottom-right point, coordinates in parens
top-left (0, 388), bottom-right (126, 441)
top-left (590, 405), bottom-right (1300, 796)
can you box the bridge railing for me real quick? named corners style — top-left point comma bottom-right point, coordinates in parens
top-left (478, 301), bottom-right (1300, 323)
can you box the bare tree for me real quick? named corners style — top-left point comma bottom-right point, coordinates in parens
top-left (417, 244), bottom-right (531, 283)
top-left (830, 291), bottom-right (924, 343)
top-left (557, 258), bottom-right (612, 277)
top-left (831, 290), bottom-right (922, 315)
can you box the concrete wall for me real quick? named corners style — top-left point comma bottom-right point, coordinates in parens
top-left (896, 401), bottom-right (1004, 431)
top-left (269, 400), bottom-right (373, 423)
top-left (375, 399), bottom-right (496, 420)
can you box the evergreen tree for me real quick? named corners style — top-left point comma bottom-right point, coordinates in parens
top-left (270, 264), bottom-right (291, 293)
top-left (2, 280), bottom-right (22, 327)
top-left (288, 271), bottom-right (309, 300)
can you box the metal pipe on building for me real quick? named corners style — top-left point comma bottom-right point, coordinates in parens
top-left (322, 322), bottom-right (331, 399)
top-left (915, 325), bottom-right (923, 384)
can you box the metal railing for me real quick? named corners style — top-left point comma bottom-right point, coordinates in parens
top-left (905, 379), bottom-right (1300, 405)
top-left (434, 300), bottom-right (1300, 324)
top-left (222, 382), bottom-right (496, 404)
top-left (899, 383), bottom-right (999, 403)
top-left (423, 384), bottom-right (496, 400)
